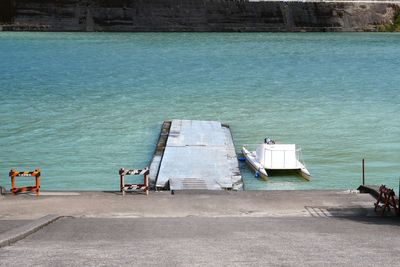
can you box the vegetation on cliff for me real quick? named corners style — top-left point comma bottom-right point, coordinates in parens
top-left (377, 11), bottom-right (400, 32)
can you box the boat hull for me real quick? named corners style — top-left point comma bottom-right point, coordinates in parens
top-left (297, 168), bottom-right (311, 181)
top-left (242, 147), bottom-right (268, 181)
top-left (242, 146), bottom-right (311, 181)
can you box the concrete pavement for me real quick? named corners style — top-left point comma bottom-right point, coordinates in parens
top-left (0, 190), bottom-right (399, 266)
top-left (0, 215), bottom-right (60, 248)
top-left (0, 216), bottom-right (399, 266)
top-left (0, 190), bottom-right (377, 219)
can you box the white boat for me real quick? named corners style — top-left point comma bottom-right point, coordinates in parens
top-left (242, 138), bottom-right (310, 181)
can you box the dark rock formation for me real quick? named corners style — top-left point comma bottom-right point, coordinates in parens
top-left (0, 0), bottom-right (399, 32)
top-left (0, 0), bottom-right (15, 23)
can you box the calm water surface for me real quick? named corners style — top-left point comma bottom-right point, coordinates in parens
top-left (0, 32), bottom-right (399, 191)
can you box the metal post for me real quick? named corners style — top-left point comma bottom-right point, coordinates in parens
top-left (36, 169), bottom-right (40, 196)
top-left (10, 170), bottom-right (17, 195)
top-left (144, 173), bottom-right (149, 196)
top-left (362, 158), bottom-right (365, 186)
top-left (35, 175), bottom-right (40, 196)
top-left (119, 168), bottom-right (125, 196)
top-left (11, 177), bottom-right (15, 194)
top-left (122, 174), bottom-right (125, 196)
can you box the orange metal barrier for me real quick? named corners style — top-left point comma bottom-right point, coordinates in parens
top-left (374, 185), bottom-right (399, 216)
top-left (9, 169), bottom-right (41, 196)
top-left (119, 167), bottom-right (149, 196)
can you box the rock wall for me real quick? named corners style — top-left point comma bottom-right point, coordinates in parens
top-left (1, 0), bottom-right (399, 31)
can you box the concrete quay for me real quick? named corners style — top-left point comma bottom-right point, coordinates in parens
top-left (1, 216), bottom-right (400, 266)
top-left (0, 190), bottom-right (379, 220)
top-left (1, 190), bottom-right (400, 266)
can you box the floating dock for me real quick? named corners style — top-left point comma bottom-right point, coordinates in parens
top-left (149, 120), bottom-right (242, 190)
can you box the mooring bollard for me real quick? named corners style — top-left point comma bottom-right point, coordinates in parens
top-left (119, 167), bottom-right (149, 196)
top-left (9, 169), bottom-right (41, 196)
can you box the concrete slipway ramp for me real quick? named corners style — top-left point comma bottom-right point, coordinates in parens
top-left (153, 120), bottom-right (242, 190)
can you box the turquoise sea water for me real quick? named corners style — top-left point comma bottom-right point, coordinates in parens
top-left (0, 32), bottom-right (399, 191)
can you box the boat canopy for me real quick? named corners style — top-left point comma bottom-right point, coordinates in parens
top-left (256, 143), bottom-right (300, 170)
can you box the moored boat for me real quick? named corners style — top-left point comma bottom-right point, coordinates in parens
top-left (242, 146), bottom-right (269, 180)
top-left (242, 138), bottom-right (310, 181)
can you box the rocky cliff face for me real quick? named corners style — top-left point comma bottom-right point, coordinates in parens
top-left (1, 0), bottom-right (399, 31)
